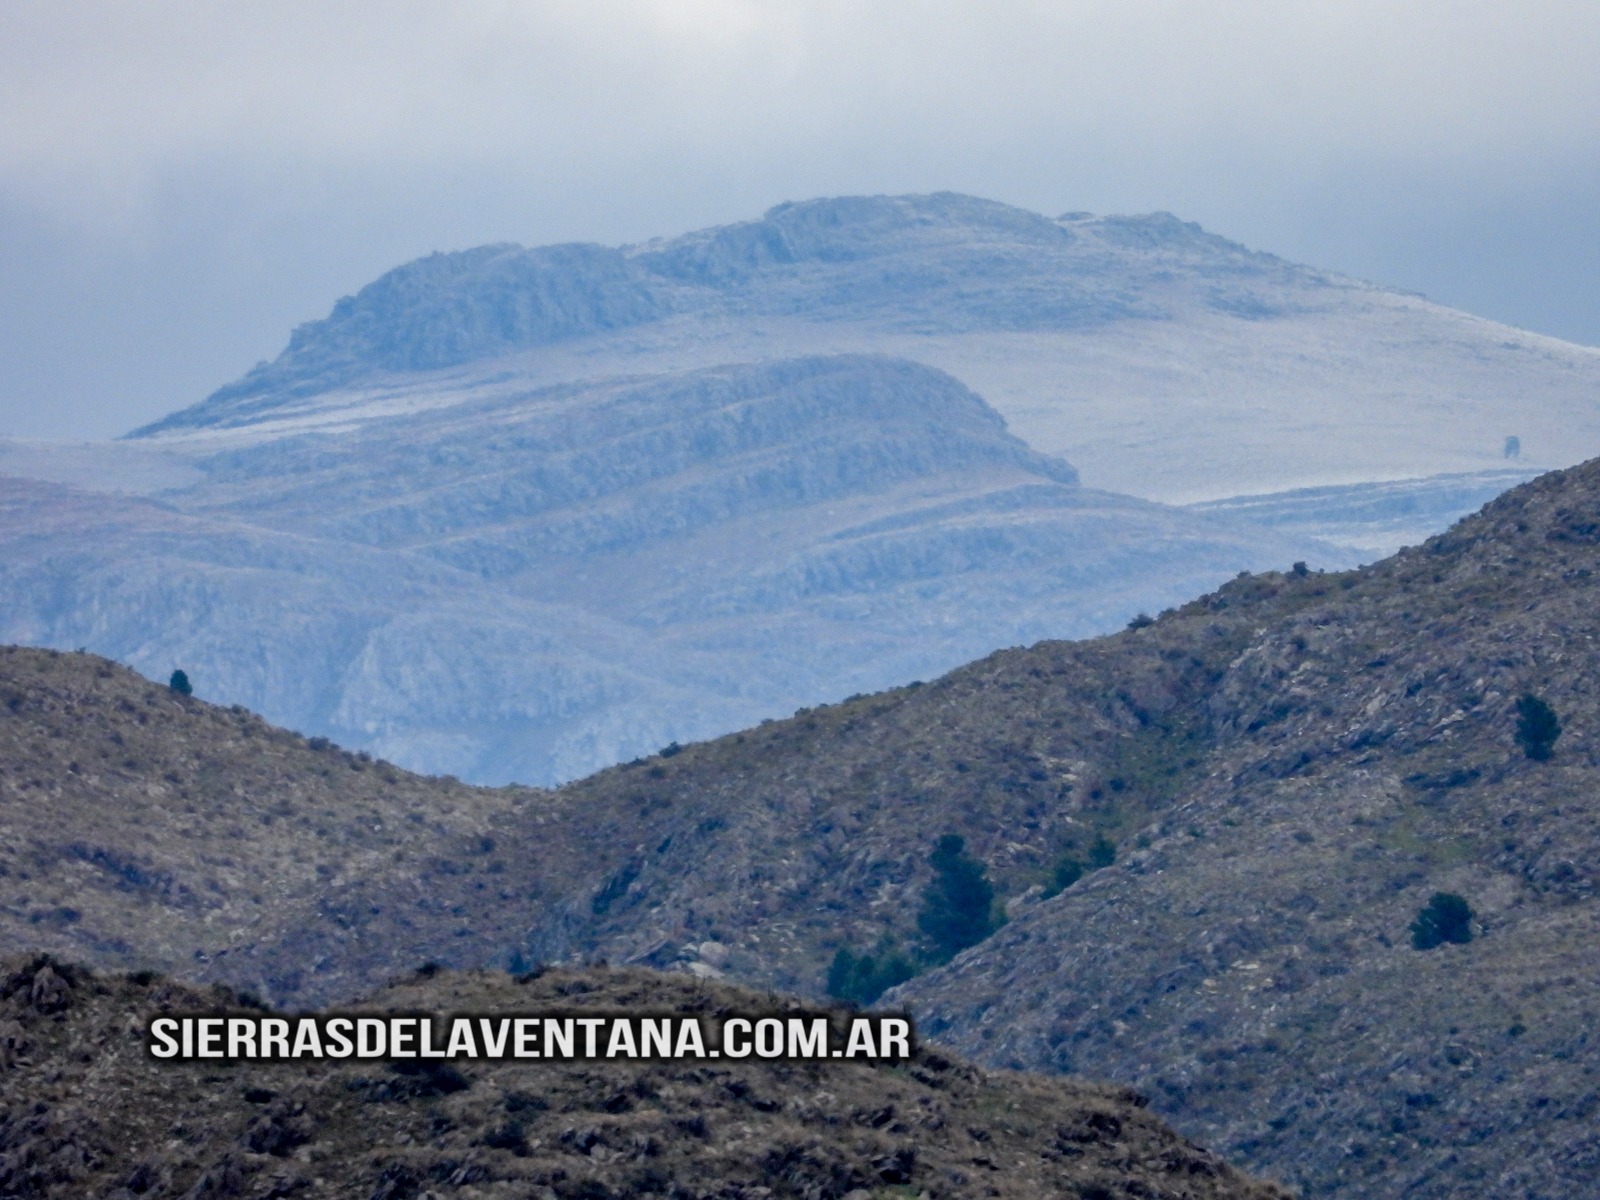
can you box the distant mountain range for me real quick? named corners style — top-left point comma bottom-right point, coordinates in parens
top-left (2, 192), bottom-right (1596, 780)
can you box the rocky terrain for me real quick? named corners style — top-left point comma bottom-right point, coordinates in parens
top-left (0, 641), bottom-right (525, 988)
top-left (0, 955), bottom-right (1289, 1200)
top-left (10, 459), bottom-right (1600, 1195)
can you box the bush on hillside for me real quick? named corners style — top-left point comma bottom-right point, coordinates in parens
top-left (825, 945), bottom-right (916, 1007)
top-left (1515, 694), bottom-right (1561, 760)
top-left (1044, 856), bottom-right (1084, 898)
top-left (1043, 833), bottom-right (1119, 899)
top-left (168, 669), bottom-right (193, 697)
top-left (1411, 892), bottom-right (1474, 950)
top-left (1087, 834), bottom-right (1117, 870)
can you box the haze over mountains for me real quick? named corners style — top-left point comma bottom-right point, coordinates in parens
top-left (131, 192), bottom-right (1599, 504)
top-left (3, 193), bottom-right (1597, 781)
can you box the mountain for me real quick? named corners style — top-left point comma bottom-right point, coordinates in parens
top-left (10, 459), bottom-right (1600, 1196)
top-left (370, 454), bottom-right (1600, 1199)
top-left (6, 192), bottom-right (1599, 781)
top-left (0, 354), bottom-right (1339, 784)
top-left (134, 192), bottom-right (1600, 505)
top-left (0, 957), bottom-right (1289, 1200)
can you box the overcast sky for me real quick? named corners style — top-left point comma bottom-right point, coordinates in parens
top-left (2, 1), bottom-right (1598, 440)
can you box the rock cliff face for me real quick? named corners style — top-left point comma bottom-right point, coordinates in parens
top-left (0, 355), bottom-right (1336, 784)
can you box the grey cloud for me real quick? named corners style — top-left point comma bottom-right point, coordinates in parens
top-left (1, 1), bottom-right (1597, 437)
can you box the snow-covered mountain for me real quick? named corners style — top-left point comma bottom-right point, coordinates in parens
top-left (0, 355), bottom-right (1334, 783)
top-left (138, 192), bottom-right (1600, 504)
top-left (3, 193), bottom-right (1596, 782)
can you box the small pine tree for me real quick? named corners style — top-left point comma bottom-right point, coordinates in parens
top-left (1514, 694), bottom-right (1560, 760)
top-left (1411, 892), bottom-right (1474, 950)
top-left (168, 669), bottom-right (193, 696)
top-left (917, 834), bottom-right (999, 963)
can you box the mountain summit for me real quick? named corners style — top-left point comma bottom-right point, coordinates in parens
top-left (128, 193), bottom-right (1600, 513)
top-left (134, 193), bottom-right (1285, 437)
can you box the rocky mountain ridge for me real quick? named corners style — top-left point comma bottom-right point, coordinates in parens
top-left (5, 192), bottom-right (1597, 782)
top-left (126, 192), bottom-right (1600, 505)
top-left (133, 196), bottom-right (1292, 435)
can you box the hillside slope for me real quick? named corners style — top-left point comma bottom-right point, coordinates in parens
top-left (7, 462), bottom-right (1600, 1196)
top-left (266, 456), bottom-right (1600, 1200)
top-left (0, 642), bottom-right (532, 990)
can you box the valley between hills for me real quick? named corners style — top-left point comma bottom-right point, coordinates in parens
top-left (7, 456), bottom-right (1600, 1197)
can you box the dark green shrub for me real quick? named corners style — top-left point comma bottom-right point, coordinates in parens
top-left (1411, 892), bottom-right (1474, 950)
top-left (917, 834), bottom-right (999, 963)
top-left (1126, 612), bottom-right (1155, 630)
top-left (1044, 833), bottom-right (1118, 898)
top-left (1088, 835), bottom-right (1117, 870)
top-left (168, 669), bottom-right (193, 696)
top-left (1043, 856), bottom-right (1084, 899)
top-left (825, 945), bottom-right (915, 1006)
top-left (1515, 694), bottom-right (1560, 760)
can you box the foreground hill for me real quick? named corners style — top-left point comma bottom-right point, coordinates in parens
top-left (0, 642), bottom-right (526, 987)
top-left (0, 956), bottom-right (1288, 1200)
top-left (223, 456), bottom-right (1600, 1198)
top-left (887, 461), bottom-right (1600, 1198)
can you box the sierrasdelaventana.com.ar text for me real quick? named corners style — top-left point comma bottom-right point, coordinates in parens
top-left (148, 1012), bottom-right (914, 1062)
